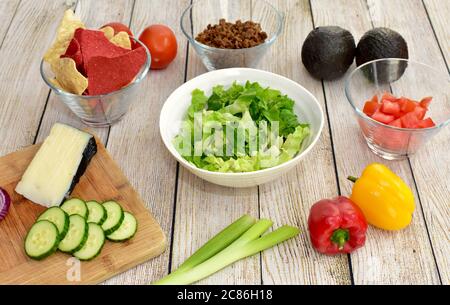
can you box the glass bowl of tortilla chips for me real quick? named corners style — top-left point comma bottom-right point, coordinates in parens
top-left (41, 36), bottom-right (150, 127)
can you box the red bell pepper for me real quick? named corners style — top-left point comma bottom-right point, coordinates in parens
top-left (308, 196), bottom-right (368, 255)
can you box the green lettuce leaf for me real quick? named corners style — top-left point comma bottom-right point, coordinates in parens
top-left (173, 82), bottom-right (311, 173)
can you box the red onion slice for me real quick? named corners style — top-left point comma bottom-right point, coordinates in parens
top-left (0, 187), bottom-right (11, 221)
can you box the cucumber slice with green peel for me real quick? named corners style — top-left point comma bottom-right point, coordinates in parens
top-left (86, 201), bottom-right (107, 225)
top-left (37, 207), bottom-right (69, 240)
top-left (25, 220), bottom-right (59, 260)
top-left (73, 223), bottom-right (105, 261)
top-left (61, 198), bottom-right (89, 219)
top-left (58, 214), bottom-right (89, 253)
top-left (101, 201), bottom-right (124, 235)
top-left (107, 212), bottom-right (138, 242)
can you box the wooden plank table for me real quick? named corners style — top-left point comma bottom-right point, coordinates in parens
top-left (0, 0), bottom-right (448, 285)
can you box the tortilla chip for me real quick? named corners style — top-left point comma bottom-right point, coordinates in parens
top-left (49, 78), bottom-right (63, 89)
top-left (100, 26), bottom-right (115, 39)
top-left (53, 57), bottom-right (88, 95)
top-left (74, 28), bottom-right (129, 72)
top-left (43, 10), bottom-right (85, 68)
top-left (86, 47), bottom-right (146, 95)
top-left (110, 31), bottom-right (132, 49)
top-left (61, 38), bottom-right (83, 73)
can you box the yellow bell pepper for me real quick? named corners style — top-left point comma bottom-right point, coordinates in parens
top-left (347, 163), bottom-right (415, 231)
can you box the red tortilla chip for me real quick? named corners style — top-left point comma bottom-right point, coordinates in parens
top-left (74, 28), bottom-right (130, 71)
top-left (61, 38), bottom-right (84, 74)
top-left (132, 42), bottom-right (142, 50)
top-left (86, 47), bottom-right (146, 95)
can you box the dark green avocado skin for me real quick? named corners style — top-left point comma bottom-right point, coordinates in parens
top-left (302, 26), bottom-right (356, 80)
top-left (356, 27), bottom-right (408, 66)
top-left (356, 28), bottom-right (409, 83)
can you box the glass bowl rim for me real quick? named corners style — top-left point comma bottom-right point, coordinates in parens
top-left (180, 0), bottom-right (284, 53)
top-left (40, 36), bottom-right (151, 99)
top-left (344, 57), bottom-right (450, 132)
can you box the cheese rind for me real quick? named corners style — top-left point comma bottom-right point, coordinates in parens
top-left (15, 123), bottom-right (97, 207)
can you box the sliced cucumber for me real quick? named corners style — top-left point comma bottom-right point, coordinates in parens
top-left (86, 201), bottom-right (107, 225)
top-left (107, 212), bottom-right (138, 242)
top-left (101, 201), bottom-right (124, 235)
top-left (37, 207), bottom-right (69, 240)
top-left (61, 198), bottom-right (89, 219)
top-left (25, 220), bottom-right (59, 260)
top-left (58, 214), bottom-right (89, 253)
top-left (73, 223), bottom-right (105, 261)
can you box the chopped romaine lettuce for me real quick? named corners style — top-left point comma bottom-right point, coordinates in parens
top-left (173, 81), bottom-right (310, 173)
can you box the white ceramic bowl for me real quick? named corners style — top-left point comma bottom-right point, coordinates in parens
top-left (160, 68), bottom-right (324, 188)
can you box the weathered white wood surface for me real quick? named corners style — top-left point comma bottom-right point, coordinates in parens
top-left (172, 0), bottom-right (261, 285)
top-left (257, 0), bottom-right (350, 285)
top-left (368, 0), bottom-right (449, 285)
top-left (0, 0), bottom-right (20, 47)
top-left (0, 0), bottom-right (448, 284)
top-left (310, 0), bottom-right (441, 285)
top-left (104, 0), bottom-right (191, 284)
top-left (423, 0), bottom-right (450, 66)
top-left (0, 0), bottom-right (71, 156)
top-left (422, 0), bottom-right (450, 285)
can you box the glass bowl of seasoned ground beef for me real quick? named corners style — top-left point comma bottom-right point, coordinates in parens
top-left (181, 0), bottom-right (283, 70)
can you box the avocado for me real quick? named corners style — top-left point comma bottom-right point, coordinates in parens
top-left (356, 27), bottom-right (408, 66)
top-left (356, 27), bottom-right (408, 83)
top-left (301, 26), bottom-right (356, 80)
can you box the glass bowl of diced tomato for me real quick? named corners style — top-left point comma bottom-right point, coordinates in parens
top-left (345, 58), bottom-right (449, 160)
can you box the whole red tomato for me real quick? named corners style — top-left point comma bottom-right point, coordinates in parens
top-left (101, 22), bottom-right (133, 36)
top-left (138, 25), bottom-right (177, 70)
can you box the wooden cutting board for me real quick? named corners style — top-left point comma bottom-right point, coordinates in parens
top-left (0, 140), bottom-right (166, 284)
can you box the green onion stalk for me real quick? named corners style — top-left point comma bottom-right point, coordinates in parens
top-left (153, 215), bottom-right (299, 285)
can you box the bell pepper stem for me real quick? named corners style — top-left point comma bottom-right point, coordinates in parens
top-left (347, 176), bottom-right (358, 183)
top-left (331, 229), bottom-right (349, 250)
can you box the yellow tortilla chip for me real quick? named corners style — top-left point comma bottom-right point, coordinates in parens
top-left (44, 10), bottom-right (85, 68)
top-left (48, 78), bottom-right (63, 90)
top-left (100, 26), bottom-right (115, 39)
top-left (53, 57), bottom-right (88, 95)
top-left (110, 31), bottom-right (131, 49)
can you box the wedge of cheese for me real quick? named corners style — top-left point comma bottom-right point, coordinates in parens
top-left (15, 123), bottom-right (97, 207)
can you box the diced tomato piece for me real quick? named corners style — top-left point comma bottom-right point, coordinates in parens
top-left (400, 112), bottom-right (420, 128)
top-left (393, 111), bottom-right (405, 118)
top-left (362, 93), bottom-right (435, 132)
top-left (413, 106), bottom-right (427, 120)
top-left (372, 109), bottom-right (395, 124)
top-left (381, 92), bottom-right (397, 102)
top-left (371, 94), bottom-right (379, 104)
top-left (388, 118), bottom-right (403, 128)
top-left (396, 97), bottom-right (407, 108)
top-left (400, 99), bottom-right (418, 113)
top-left (419, 96), bottom-right (432, 109)
top-left (417, 117), bottom-right (436, 128)
top-left (363, 101), bottom-right (380, 116)
top-left (381, 100), bottom-right (401, 115)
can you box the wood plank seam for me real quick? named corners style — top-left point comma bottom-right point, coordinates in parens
top-left (364, 0), bottom-right (443, 285)
top-left (103, 0), bottom-right (136, 149)
top-left (406, 158), bottom-right (443, 284)
top-left (167, 33), bottom-right (192, 275)
top-left (173, 0), bottom-right (260, 284)
top-left (415, 0), bottom-right (449, 284)
top-left (103, 0), bottom-right (137, 149)
top-left (31, 0), bottom-right (79, 145)
top-left (310, 0), bottom-right (440, 284)
top-left (0, 0), bottom-right (21, 50)
top-left (363, 0), bottom-right (441, 284)
top-left (167, 163), bottom-right (180, 273)
top-left (307, 0), bottom-right (355, 285)
top-left (421, 0), bottom-right (450, 73)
